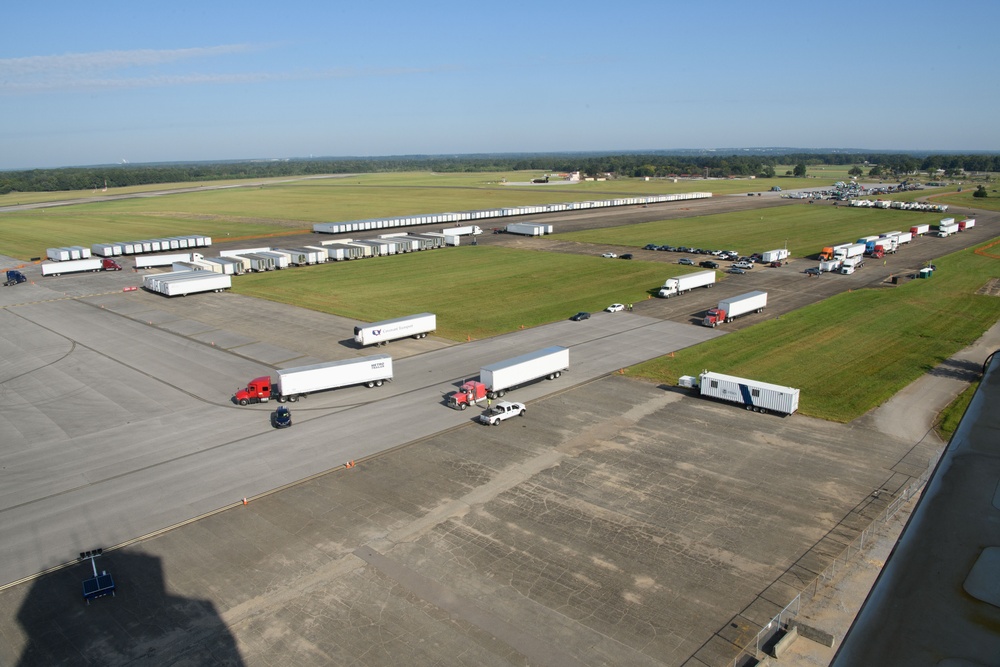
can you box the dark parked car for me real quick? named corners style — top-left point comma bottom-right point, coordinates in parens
top-left (273, 405), bottom-right (292, 428)
top-left (805, 267), bottom-right (822, 276)
top-left (699, 260), bottom-right (719, 269)
top-left (620, 253), bottom-right (633, 260)
top-left (643, 244), bottom-right (659, 250)
top-left (658, 245), bottom-right (676, 251)
top-left (727, 268), bottom-right (746, 275)
top-left (570, 311), bottom-right (591, 321)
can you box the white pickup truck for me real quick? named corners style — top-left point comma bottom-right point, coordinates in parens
top-left (478, 401), bottom-right (526, 425)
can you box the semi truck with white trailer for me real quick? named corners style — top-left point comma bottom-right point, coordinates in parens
top-left (959, 218), bottom-right (976, 231)
top-left (679, 371), bottom-right (799, 415)
top-left (833, 243), bottom-right (866, 261)
top-left (134, 253), bottom-right (203, 269)
top-left (234, 354), bottom-right (393, 404)
top-left (761, 248), bottom-right (790, 263)
top-left (658, 270), bottom-right (716, 298)
top-left (702, 291), bottom-right (767, 327)
top-left (142, 271), bottom-right (231, 297)
top-left (936, 221), bottom-right (959, 237)
top-left (41, 257), bottom-right (122, 276)
top-left (444, 225), bottom-right (482, 237)
top-left (910, 224), bottom-right (930, 236)
top-left (354, 313), bottom-right (436, 347)
top-left (448, 346), bottom-right (569, 408)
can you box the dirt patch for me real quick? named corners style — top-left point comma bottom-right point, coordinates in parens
top-left (975, 277), bottom-right (1000, 296)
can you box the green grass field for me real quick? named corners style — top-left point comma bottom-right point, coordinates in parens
top-left (559, 203), bottom-right (947, 259)
top-left (0, 169), bottom-right (864, 261)
top-left (232, 246), bottom-right (672, 340)
top-left (629, 240), bottom-right (1000, 422)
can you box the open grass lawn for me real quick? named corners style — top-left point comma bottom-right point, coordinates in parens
top-left (559, 203), bottom-right (944, 258)
top-left (931, 187), bottom-right (1000, 212)
top-left (231, 246), bottom-right (669, 340)
top-left (629, 240), bottom-right (1000, 422)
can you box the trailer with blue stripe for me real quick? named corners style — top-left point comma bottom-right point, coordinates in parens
top-left (688, 371), bottom-right (799, 415)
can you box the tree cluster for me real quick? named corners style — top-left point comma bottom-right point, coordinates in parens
top-left (2, 152), bottom-right (1000, 195)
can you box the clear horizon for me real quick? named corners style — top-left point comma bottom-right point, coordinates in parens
top-left (3, 0), bottom-right (997, 171)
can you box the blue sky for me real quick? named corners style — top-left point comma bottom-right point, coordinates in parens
top-left (2, 1), bottom-right (997, 170)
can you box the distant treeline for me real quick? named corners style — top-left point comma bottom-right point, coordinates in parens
top-left (1, 152), bottom-right (997, 194)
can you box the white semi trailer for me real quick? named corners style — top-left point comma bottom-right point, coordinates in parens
top-left (234, 355), bottom-right (393, 404)
top-left (658, 270), bottom-right (716, 298)
top-left (142, 271), bottom-right (231, 297)
top-left (354, 313), bottom-right (437, 347)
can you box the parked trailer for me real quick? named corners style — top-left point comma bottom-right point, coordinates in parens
top-left (910, 224), bottom-right (931, 236)
top-left (448, 346), bottom-right (569, 408)
top-left (443, 225), bottom-right (482, 237)
top-left (505, 223), bottom-right (553, 236)
top-left (833, 243), bottom-right (866, 261)
top-left (354, 313), bottom-right (436, 347)
top-left (142, 271), bottom-right (231, 297)
top-left (685, 371), bottom-right (799, 415)
top-left (233, 354), bottom-right (393, 404)
top-left (41, 258), bottom-right (122, 276)
top-left (761, 248), bottom-right (790, 263)
top-left (702, 291), bottom-right (767, 327)
top-left (936, 222), bottom-right (959, 237)
top-left (658, 269), bottom-right (716, 298)
top-left (134, 253), bottom-right (203, 269)
top-left (46, 248), bottom-right (71, 262)
top-left (257, 251), bottom-right (290, 269)
top-left (959, 218), bottom-right (976, 231)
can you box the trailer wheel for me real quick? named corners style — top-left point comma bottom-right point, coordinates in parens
top-left (278, 396), bottom-right (287, 403)
top-left (375, 380), bottom-right (384, 387)
top-left (498, 389), bottom-right (506, 397)
top-left (239, 398), bottom-right (249, 406)
top-left (555, 371), bottom-right (561, 378)
top-left (746, 405), bottom-right (753, 411)
top-left (760, 408), bottom-right (767, 414)
top-left (547, 373), bottom-right (555, 380)
top-left (487, 391), bottom-right (496, 400)
top-left (366, 381), bottom-right (375, 388)
top-left (289, 395), bottom-right (298, 402)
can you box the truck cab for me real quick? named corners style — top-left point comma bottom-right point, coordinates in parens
top-left (102, 259), bottom-right (123, 271)
top-left (448, 380), bottom-right (488, 410)
top-left (4, 270), bottom-right (26, 286)
top-left (478, 401), bottom-right (526, 425)
top-left (234, 376), bottom-right (274, 405)
top-left (703, 308), bottom-right (726, 327)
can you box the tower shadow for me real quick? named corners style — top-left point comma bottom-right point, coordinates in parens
top-left (15, 549), bottom-right (244, 666)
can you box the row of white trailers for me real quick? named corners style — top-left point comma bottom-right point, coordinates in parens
top-left (88, 235), bottom-right (212, 258)
top-left (142, 270), bottom-right (232, 297)
top-left (848, 199), bottom-right (949, 213)
top-left (311, 193), bottom-right (712, 235)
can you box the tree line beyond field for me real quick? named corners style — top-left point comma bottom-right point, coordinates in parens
top-left (2, 152), bottom-right (998, 195)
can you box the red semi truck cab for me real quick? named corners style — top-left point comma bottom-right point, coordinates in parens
top-left (102, 259), bottom-right (123, 271)
top-left (703, 308), bottom-right (727, 327)
top-left (448, 381), bottom-right (488, 409)
top-left (234, 376), bottom-right (274, 405)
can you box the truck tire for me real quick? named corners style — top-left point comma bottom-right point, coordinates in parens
top-left (459, 403), bottom-right (467, 410)
top-left (239, 398), bottom-right (249, 406)
top-left (497, 389), bottom-right (506, 397)
top-left (375, 380), bottom-right (384, 387)
top-left (555, 371), bottom-right (561, 378)
top-left (367, 381), bottom-right (375, 388)
top-left (278, 396), bottom-right (287, 403)
top-left (487, 391), bottom-right (496, 400)
top-left (547, 373), bottom-right (555, 380)
top-left (519, 409), bottom-right (525, 417)
top-left (289, 395), bottom-right (298, 402)
top-left (492, 419), bottom-right (499, 426)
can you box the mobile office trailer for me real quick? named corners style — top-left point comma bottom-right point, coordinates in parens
top-left (202, 257), bottom-right (238, 274)
top-left (410, 234), bottom-right (447, 249)
top-left (658, 270), bottom-right (716, 298)
top-left (819, 259), bottom-right (842, 273)
top-left (343, 242), bottom-right (374, 258)
top-left (322, 243), bottom-right (365, 261)
top-left (278, 247), bottom-right (325, 264)
top-left (694, 371), bottom-right (799, 415)
top-left (134, 253), bottom-right (203, 269)
top-left (423, 232), bottom-right (459, 247)
top-left (91, 243), bottom-right (123, 257)
top-left (257, 251), bottom-right (290, 269)
top-left (761, 248), bottom-right (790, 263)
top-left (233, 355), bottom-right (393, 404)
top-left (237, 253), bottom-right (276, 272)
top-left (354, 313), bottom-right (436, 346)
top-left (46, 248), bottom-right (72, 262)
top-left (68, 246), bottom-right (92, 259)
top-left (219, 247), bottom-right (272, 258)
top-left (478, 346), bottom-right (570, 399)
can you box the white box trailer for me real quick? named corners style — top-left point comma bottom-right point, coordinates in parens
top-left (761, 248), bottom-right (789, 263)
top-left (323, 243), bottom-right (365, 261)
top-left (960, 218), bottom-right (976, 230)
top-left (910, 224), bottom-right (931, 236)
top-left (143, 271), bottom-right (231, 297)
top-left (203, 257), bottom-right (239, 274)
top-left (937, 222), bottom-right (959, 237)
top-left (91, 243), bottom-right (118, 258)
top-left (695, 371), bottom-right (799, 415)
top-left (354, 313), bottom-right (436, 347)
top-left (833, 243), bottom-right (866, 261)
top-left (41, 258), bottom-right (104, 276)
top-left (68, 245), bottom-right (92, 259)
top-left (278, 355), bottom-right (392, 397)
top-left (895, 231), bottom-right (913, 245)
top-left (658, 269), bottom-right (716, 298)
top-left (480, 346), bottom-right (569, 399)
top-left (703, 291), bottom-right (767, 327)
top-left (505, 222), bottom-right (553, 236)
top-left (237, 253), bottom-right (275, 272)
top-left (819, 259), bottom-right (842, 272)
top-left (220, 247), bottom-right (272, 258)
top-left (444, 225), bottom-right (482, 236)
top-left (134, 252), bottom-right (202, 269)
top-left (46, 248), bottom-right (72, 262)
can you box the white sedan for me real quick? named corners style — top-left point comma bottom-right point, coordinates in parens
top-left (601, 252), bottom-right (618, 258)
top-left (605, 303), bottom-right (625, 313)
